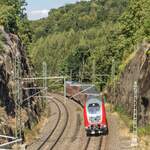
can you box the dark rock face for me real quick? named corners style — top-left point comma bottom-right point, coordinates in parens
top-left (0, 26), bottom-right (44, 143)
top-left (108, 41), bottom-right (150, 126)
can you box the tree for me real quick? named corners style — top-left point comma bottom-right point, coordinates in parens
top-left (0, 0), bottom-right (32, 47)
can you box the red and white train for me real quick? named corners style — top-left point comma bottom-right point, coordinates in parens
top-left (66, 81), bottom-right (108, 136)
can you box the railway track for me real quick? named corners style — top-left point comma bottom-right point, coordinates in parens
top-left (36, 96), bottom-right (69, 150)
top-left (50, 97), bottom-right (69, 150)
top-left (28, 94), bottom-right (105, 150)
top-left (84, 137), bottom-right (91, 150)
top-left (98, 137), bottom-right (103, 150)
top-left (68, 99), bottom-right (104, 150)
top-left (84, 136), bottom-right (103, 150)
top-left (36, 98), bottom-right (61, 150)
top-left (54, 95), bottom-right (95, 150)
top-left (72, 99), bottom-right (104, 150)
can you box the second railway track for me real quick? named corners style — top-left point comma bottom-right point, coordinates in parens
top-left (36, 96), bottom-right (69, 150)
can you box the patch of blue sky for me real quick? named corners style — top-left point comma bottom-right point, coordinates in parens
top-left (26, 0), bottom-right (90, 20)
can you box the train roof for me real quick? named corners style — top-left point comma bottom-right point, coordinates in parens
top-left (86, 97), bottom-right (102, 106)
top-left (66, 81), bottom-right (93, 86)
top-left (66, 80), bottom-right (100, 96)
top-left (66, 81), bottom-right (80, 85)
top-left (66, 81), bottom-right (75, 84)
top-left (81, 85), bottom-right (99, 96)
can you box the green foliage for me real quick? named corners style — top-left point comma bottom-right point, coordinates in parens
top-left (0, 41), bottom-right (4, 53)
top-left (0, 5), bottom-right (17, 33)
top-left (30, 32), bottom-right (73, 74)
top-left (0, 32), bottom-right (5, 53)
top-left (0, 0), bottom-right (25, 32)
top-left (29, 0), bottom-right (150, 88)
top-left (29, 0), bottom-right (128, 82)
top-left (114, 105), bottom-right (132, 129)
top-left (138, 124), bottom-right (150, 136)
top-left (30, 0), bottom-right (128, 41)
top-left (17, 17), bottom-right (32, 47)
top-left (0, 0), bottom-right (32, 46)
top-left (114, 105), bottom-right (126, 114)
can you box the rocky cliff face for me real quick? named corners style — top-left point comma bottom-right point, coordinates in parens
top-left (0, 26), bottom-right (44, 145)
top-left (108, 41), bottom-right (150, 126)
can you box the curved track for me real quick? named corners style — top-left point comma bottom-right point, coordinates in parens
top-left (49, 98), bottom-right (69, 150)
top-left (28, 96), bottom-right (69, 150)
top-left (55, 95), bottom-right (94, 150)
top-left (37, 99), bottom-right (61, 150)
top-left (27, 94), bottom-right (105, 150)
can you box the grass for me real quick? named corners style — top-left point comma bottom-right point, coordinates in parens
top-left (114, 105), bottom-right (150, 137)
top-left (145, 48), bottom-right (150, 55)
top-left (76, 107), bottom-right (82, 112)
top-left (0, 32), bottom-right (6, 43)
top-left (107, 50), bottom-right (137, 88)
top-left (24, 102), bottom-right (51, 144)
top-left (138, 124), bottom-right (150, 136)
top-left (0, 41), bottom-right (4, 53)
top-left (24, 114), bottom-right (49, 144)
top-left (119, 50), bottom-right (137, 73)
top-left (114, 105), bottom-right (132, 130)
top-left (24, 122), bottom-right (40, 143)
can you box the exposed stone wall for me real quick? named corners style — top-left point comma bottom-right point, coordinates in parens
top-left (108, 41), bottom-right (150, 126)
top-left (0, 26), bottom-right (44, 145)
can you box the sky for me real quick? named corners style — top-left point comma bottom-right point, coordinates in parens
top-left (26, 0), bottom-right (86, 20)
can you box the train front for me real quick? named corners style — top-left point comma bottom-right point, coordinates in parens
top-left (84, 97), bottom-right (108, 135)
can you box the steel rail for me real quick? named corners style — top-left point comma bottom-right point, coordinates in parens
top-left (36, 96), bottom-right (69, 150)
top-left (98, 137), bottom-right (103, 150)
top-left (84, 137), bottom-right (91, 150)
top-left (49, 97), bottom-right (69, 150)
top-left (36, 99), bottom-right (61, 150)
top-left (68, 95), bottom-right (105, 150)
top-left (66, 95), bottom-right (92, 150)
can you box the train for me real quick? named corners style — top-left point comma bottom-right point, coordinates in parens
top-left (66, 81), bottom-right (108, 136)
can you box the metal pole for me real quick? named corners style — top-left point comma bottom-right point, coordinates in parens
top-left (14, 55), bottom-right (22, 146)
top-left (113, 61), bottom-right (116, 105)
top-left (0, 139), bottom-right (22, 148)
top-left (43, 62), bottom-right (48, 102)
top-left (81, 57), bottom-right (85, 83)
top-left (70, 70), bottom-right (72, 81)
top-left (18, 57), bottom-right (22, 140)
top-left (111, 59), bottom-right (115, 111)
top-left (79, 69), bottom-right (81, 82)
top-left (131, 81), bottom-right (138, 149)
top-left (92, 58), bottom-right (96, 83)
top-left (14, 56), bottom-right (18, 138)
top-left (70, 85), bottom-right (94, 99)
top-left (22, 76), bottom-right (64, 80)
top-left (64, 77), bottom-right (66, 103)
top-left (0, 135), bottom-right (16, 140)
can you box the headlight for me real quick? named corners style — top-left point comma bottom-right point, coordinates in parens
top-left (101, 124), bottom-right (107, 128)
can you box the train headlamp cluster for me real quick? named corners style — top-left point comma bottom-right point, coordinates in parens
top-left (101, 124), bottom-right (107, 128)
top-left (89, 116), bottom-right (101, 123)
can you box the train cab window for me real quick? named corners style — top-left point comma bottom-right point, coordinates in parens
top-left (88, 103), bottom-right (100, 114)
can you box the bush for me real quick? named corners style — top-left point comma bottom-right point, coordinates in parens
top-left (0, 33), bottom-right (5, 53)
top-left (138, 124), bottom-right (150, 136)
top-left (114, 105), bottom-right (132, 128)
top-left (0, 5), bottom-right (17, 33)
